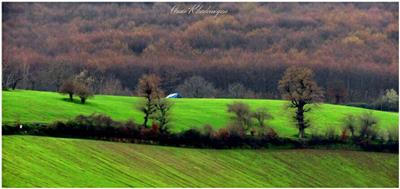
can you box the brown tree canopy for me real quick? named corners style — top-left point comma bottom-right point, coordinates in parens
top-left (279, 67), bottom-right (323, 107)
top-left (177, 76), bottom-right (217, 98)
top-left (137, 74), bottom-right (164, 99)
top-left (59, 79), bottom-right (76, 101)
top-left (75, 82), bottom-right (94, 104)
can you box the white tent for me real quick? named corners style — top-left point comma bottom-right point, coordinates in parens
top-left (166, 93), bottom-right (182, 98)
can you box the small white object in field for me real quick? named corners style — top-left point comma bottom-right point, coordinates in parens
top-left (19, 125), bottom-right (23, 129)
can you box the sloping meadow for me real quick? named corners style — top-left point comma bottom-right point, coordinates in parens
top-left (3, 90), bottom-right (398, 137)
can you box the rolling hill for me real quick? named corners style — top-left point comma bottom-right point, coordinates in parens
top-left (3, 90), bottom-right (398, 137)
top-left (3, 135), bottom-right (398, 187)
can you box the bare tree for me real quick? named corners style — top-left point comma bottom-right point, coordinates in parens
top-left (2, 61), bottom-right (12, 90)
top-left (159, 66), bottom-right (181, 94)
top-left (136, 74), bottom-right (164, 127)
top-left (177, 76), bottom-right (217, 98)
top-left (227, 102), bottom-right (252, 132)
top-left (48, 61), bottom-right (75, 91)
top-left (75, 83), bottom-right (94, 104)
top-left (153, 98), bottom-right (173, 134)
top-left (227, 83), bottom-right (249, 98)
top-left (59, 79), bottom-right (76, 101)
top-left (99, 76), bottom-right (126, 95)
top-left (326, 80), bottom-right (347, 104)
top-left (73, 70), bottom-right (94, 104)
top-left (2, 60), bottom-right (23, 90)
top-left (359, 111), bottom-right (378, 140)
top-left (20, 62), bottom-right (32, 89)
top-left (278, 66), bottom-right (323, 138)
top-left (251, 107), bottom-right (272, 127)
top-left (343, 114), bottom-right (357, 138)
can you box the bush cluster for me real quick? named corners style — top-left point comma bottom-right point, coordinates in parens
top-left (344, 89), bottom-right (398, 112)
top-left (3, 114), bottom-right (398, 152)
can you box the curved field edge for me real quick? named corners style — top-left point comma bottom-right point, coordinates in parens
top-left (2, 90), bottom-right (398, 137)
top-left (2, 135), bottom-right (398, 187)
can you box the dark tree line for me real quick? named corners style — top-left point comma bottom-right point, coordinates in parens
top-left (4, 60), bottom-right (397, 103)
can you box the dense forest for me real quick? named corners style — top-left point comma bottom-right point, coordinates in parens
top-left (2, 2), bottom-right (398, 103)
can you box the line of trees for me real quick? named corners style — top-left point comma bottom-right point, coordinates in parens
top-left (345, 89), bottom-right (399, 112)
top-left (4, 57), bottom-right (397, 104)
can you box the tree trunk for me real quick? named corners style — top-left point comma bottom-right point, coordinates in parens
top-left (143, 114), bottom-right (149, 128)
top-left (3, 76), bottom-right (9, 90)
top-left (299, 127), bottom-right (305, 138)
top-left (69, 93), bottom-right (73, 101)
top-left (142, 94), bottom-right (153, 128)
top-left (80, 97), bottom-right (86, 104)
top-left (335, 95), bottom-right (340, 104)
top-left (296, 103), bottom-right (305, 138)
top-left (11, 81), bottom-right (18, 90)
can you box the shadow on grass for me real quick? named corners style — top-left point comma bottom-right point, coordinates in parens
top-left (61, 98), bottom-right (94, 106)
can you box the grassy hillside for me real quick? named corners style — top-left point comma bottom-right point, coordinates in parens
top-left (3, 90), bottom-right (398, 136)
top-left (3, 135), bottom-right (398, 187)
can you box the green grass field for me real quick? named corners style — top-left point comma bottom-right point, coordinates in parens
top-left (3, 135), bottom-right (398, 187)
top-left (3, 90), bottom-right (399, 187)
top-left (3, 90), bottom-right (398, 137)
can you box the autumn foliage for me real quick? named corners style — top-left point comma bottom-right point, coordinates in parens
top-left (2, 3), bottom-right (398, 102)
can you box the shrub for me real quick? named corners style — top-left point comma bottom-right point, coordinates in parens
top-left (340, 128), bottom-right (349, 141)
top-left (119, 120), bottom-right (139, 139)
top-left (342, 114), bottom-right (357, 138)
top-left (358, 112), bottom-right (379, 140)
top-left (386, 125), bottom-right (399, 143)
top-left (372, 89), bottom-right (398, 112)
top-left (180, 128), bottom-right (204, 147)
top-left (201, 124), bottom-right (214, 137)
top-left (309, 127), bottom-right (321, 139)
top-left (325, 127), bottom-right (338, 141)
top-left (226, 123), bottom-right (246, 138)
top-left (47, 114), bottom-right (127, 138)
top-left (214, 127), bottom-right (230, 141)
top-left (264, 127), bottom-right (279, 141)
top-left (251, 107), bottom-right (272, 128)
top-left (152, 98), bottom-right (173, 134)
top-left (227, 102), bottom-right (252, 132)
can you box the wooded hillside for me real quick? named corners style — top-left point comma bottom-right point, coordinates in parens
top-left (3, 2), bottom-right (398, 102)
